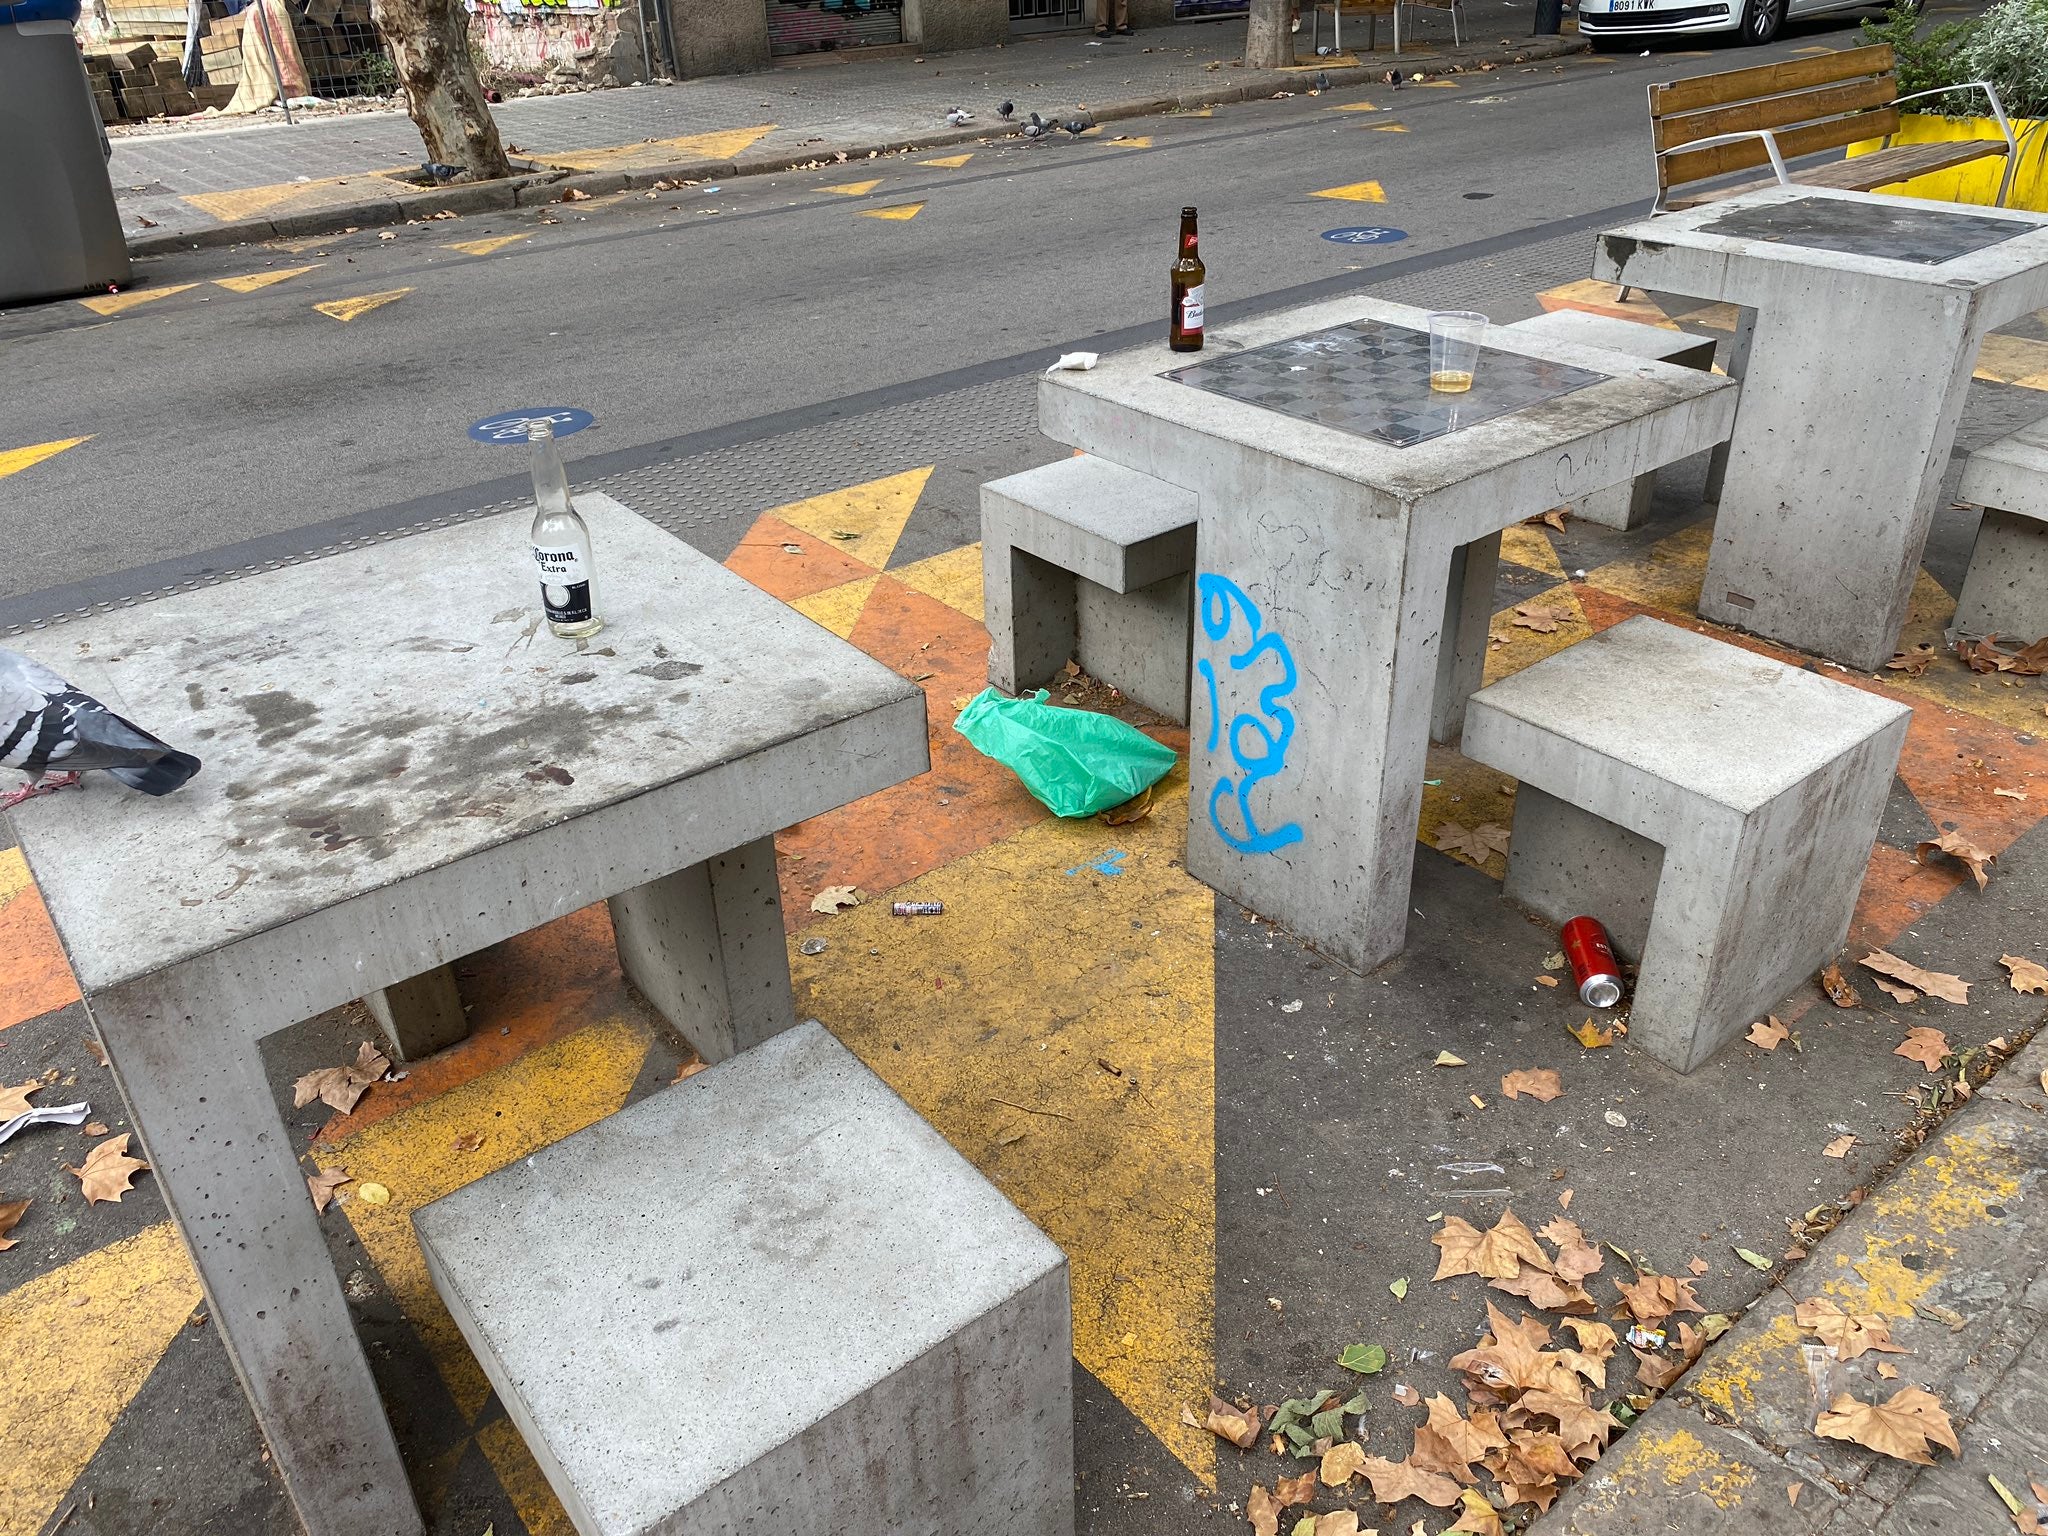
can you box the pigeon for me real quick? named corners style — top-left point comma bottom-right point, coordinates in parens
top-left (1023, 112), bottom-right (1049, 139)
top-left (419, 161), bottom-right (462, 184)
top-left (1312, 70), bottom-right (1331, 92)
top-left (1061, 117), bottom-right (1089, 136)
top-left (996, 99), bottom-right (1015, 118)
top-left (0, 647), bottom-right (202, 811)
top-left (945, 106), bottom-right (973, 126)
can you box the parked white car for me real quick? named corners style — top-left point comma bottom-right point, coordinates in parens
top-left (1576, 0), bottom-right (1899, 47)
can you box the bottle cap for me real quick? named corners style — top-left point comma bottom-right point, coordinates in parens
top-left (527, 420), bottom-right (555, 443)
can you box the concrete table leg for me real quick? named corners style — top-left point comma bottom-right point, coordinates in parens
top-left (985, 544), bottom-right (1077, 696)
top-left (1698, 296), bottom-right (1982, 670)
top-left (363, 964), bottom-right (469, 1062)
top-left (1701, 307), bottom-right (1755, 508)
top-left (607, 835), bottom-right (796, 1064)
top-left (88, 977), bottom-right (425, 1536)
top-left (1189, 483), bottom-right (1433, 975)
top-left (1432, 531), bottom-right (1500, 746)
top-left (1953, 508), bottom-right (2048, 640)
top-left (1076, 570), bottom-right (1192, 723)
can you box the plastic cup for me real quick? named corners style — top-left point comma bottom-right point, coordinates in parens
top-left (1428, 311), bottom-right (1487, 394)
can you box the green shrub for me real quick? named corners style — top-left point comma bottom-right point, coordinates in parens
top-left (1860, 0), bottom-right (1973, 106)
top-left (1863, 0), bottom-right (2048, 120)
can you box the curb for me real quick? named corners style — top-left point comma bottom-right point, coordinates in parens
top-left (126, 33), bottom-right (1586, 256)
top-left (1543, 1030), bottom-right (2048, 1534)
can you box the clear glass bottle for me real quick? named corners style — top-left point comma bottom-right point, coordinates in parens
top-left (528, 421), bottom-right (602, 639)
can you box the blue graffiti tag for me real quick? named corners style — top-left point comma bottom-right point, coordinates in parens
top-left (1194, 573), bottom-right (1305, 855)
top-left (1065, 849), bottom-right (1127, 878)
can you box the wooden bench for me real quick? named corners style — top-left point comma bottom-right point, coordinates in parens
top-left (1649, 44), bottom-right (2018, 213)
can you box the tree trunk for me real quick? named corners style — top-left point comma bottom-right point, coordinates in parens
top-left (371, 0), bottom-right (513, 180)
top-left (1244, 0), bottom-right (1294, 70)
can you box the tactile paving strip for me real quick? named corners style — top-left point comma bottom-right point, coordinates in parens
top-left (1163, 318), bottom-right (1607, 448)
top-left (1697, 195), bottom-right (2034, 267)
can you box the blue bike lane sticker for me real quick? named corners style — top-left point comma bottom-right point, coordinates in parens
top-left (467, 407), bottom-right (596, 444)
top-left (1195, 573), bottom-right (1305, 855)
top-left (1321, 226), bottom-right (1408, 246)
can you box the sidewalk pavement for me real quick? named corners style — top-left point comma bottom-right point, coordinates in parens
top-left (1551, 1032), bottom-right (2048, 1536)
top-left (109, 9), bottom-right (1585, 251)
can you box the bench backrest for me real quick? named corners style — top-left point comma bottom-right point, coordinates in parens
top-left (1648, 44), bottom-right (1901, 197)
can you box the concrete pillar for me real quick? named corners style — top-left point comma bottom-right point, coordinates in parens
top-left (1501, 785), bottom-right (1664, 960)
top-left (667, 0), bottom-right (769, 78)
top-left (1431, 530), bottom-right (1499, 746)
top-left (1076, 571), bottom-right (1192, 723)
top-left (607, 835), bottom-right (795, 1064)
top-left (986, 543), bottom-right (1079, 698)
top-left (903, 0), bottom-right (1007, 51)
top-left (1953, 508), bottom-right (2048, 641)
top-left (363, 964), bottom-right (470, 1062)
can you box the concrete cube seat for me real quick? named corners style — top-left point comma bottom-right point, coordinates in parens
top-left (1954, 415), bottom-right (2048, 641)
top-left (982, 453), bottom-right (1199, 722)
top-left (1508, 311), bottom-right (1718, 532)
top-left (1461, 616), bottom-right (1910, 1073)
top-left (415, 1022), bottom-right (1074, 1536)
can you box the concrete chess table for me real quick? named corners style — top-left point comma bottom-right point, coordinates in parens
top-left (1596, 185), bottom-right (2048, 672)
top-left (2, 493), bottom-right (929, 1536)
top-left (1039, 295), bottom-right (1737, 974)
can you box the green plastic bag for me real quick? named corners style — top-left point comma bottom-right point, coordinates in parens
top-left (953, 688), bottom-right (1177, 818)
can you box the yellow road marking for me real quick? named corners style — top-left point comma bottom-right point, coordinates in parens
top-left (1100, 135), bottom-right (1153, 147)
top-left (314, 287), bottom-right (413, 322)
top-left (1483, 578), bottom-right (1591, 686)
top-left (791, 573), bottom-right (882, 637)
top-left (918, 152), bottom-right (974, 168)
top-left (1500, 522), bottom-right (1565, 579)
top-left (537, 124), bottom-right (775, 173)
top-left (1582, 520), bottom-right (1710, 615)
top-left (1790, 44), bottom-right (1835, 54)
top-left (860, 201), bottom-right (926, 220)
top-left (477, 1418), bottom-right (576, 1536)
top-left (1414, 77), bottom-right (1460, 87)
top-left (0, 436), bottom-right (90, 481)
top-left (1975, 332), bottom-right (2048, 391)
top-left (891, 543), bottom-right (985, 621)
top-left (1328, 100), bottom-right (1380, 112)
top-left (0, 1223), bottom-right (202, 1536)
top-left (212, 264), bottom-right (321, 293)
top-left (444, 234), bottom-right (531, 257)
top-left (770, 466), bottom-right (932, 570)
top-left (1371, 122), bottom-right (1410, 132)
top-left (334, 1015), bottom-right (654, 1420)
top-left (1181, 107), bottom-right (1214, 117)
top-left (823, 178), bottom-right (882, 195)
top-left (183, 169), bottom-right (413, 222)
top-left (798, 773), bottom-right (1217, 1484)
top-left (0, 847), bottom-right (32, 906)
top-left (77, 284), bottom-right (197, 316)
top-left (1313, 179), bottom-right (1387, 202)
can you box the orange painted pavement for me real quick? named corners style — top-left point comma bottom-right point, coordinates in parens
top-left (721, 516), bottom-right (878, 601)
top-left (0, 874), bottom-right (81, 1030)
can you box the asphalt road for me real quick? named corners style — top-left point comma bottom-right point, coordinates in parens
top-left (0, 14), bottom-right (1914, 619)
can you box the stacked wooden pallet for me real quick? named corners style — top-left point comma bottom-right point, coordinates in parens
top-left (78, 0), bottom-right (386, 120)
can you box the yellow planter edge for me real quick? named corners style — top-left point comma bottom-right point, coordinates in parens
top-left (1845, 112), bottom-right (2048, 213)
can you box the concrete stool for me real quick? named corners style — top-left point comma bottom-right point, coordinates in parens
top-left (1954, 415), bottom-right (2048, 641)
top-left (1461, 616), bottom-right (1910, 1073)
top-left (1509, 311), bottom-right (1718, 531)
top-left (415, 1021), bottom-right (1074, 1536)
top-left (983, 454), bottom-right (1199, 722)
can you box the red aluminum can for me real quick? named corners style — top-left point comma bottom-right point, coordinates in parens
top-left (1561, 915), bottom-right (1623, 1008)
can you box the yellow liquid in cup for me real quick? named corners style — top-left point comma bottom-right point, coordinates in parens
top-left (1430, 369), bottom-right (1474, 393)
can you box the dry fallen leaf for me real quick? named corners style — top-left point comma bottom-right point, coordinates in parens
top-left (1500, 1068), bottom-right (1563, 1103)
top-left (1247, 1483), bottom-right (1281, 1536)
top-left (1747, 1017), bottom-right (1789, 1050)
top-left (1435, 1051), bottom-right (1468, 1068)
top-left (1205, 1393), bottom-right (1261, 1449)
top-left (306, 1167), bottom-right (354, 1212)
top-left (1793, 1297), bottom-right (1909, 1361)
top-left (1615, 1272), bottom-right (1703, 1326)
top-left (1537, 1217), bottom-right (1604, 1283)
top-left (1567, 1017), bottom-right (1617, 1049)
top-left (1274, 1469), bottom-right (1317, 1507)
top-left (291, 1041), bottom-right (391, 1116)
top-left (561, 186), bottom-right (591, 202)
top-left (1310, 1515), bottom-right (1360, 1536)
top-left (1822, 1134), bottom-right (1857, 1158)
top-left (84, 1038), bottom-right (109, 1068)
top-left (1558, 1188), bottom-right (1574, 1210)
top-left (1100, 785), bottom-right (1155, 827)
top-left (0, 1080), bottom-right (45, 1120)
top-left (1894, 1026), bottom-right (1952, 1071)
top-left (1355, 1455), bottom-right (1463, 1508)
top-left (66, 1133), bottom-right (149, 1205)
top-left (1410, 1393), bottom-right (1509, 1481)
top-left (1447, 1487), bottom-right (1506, 1536)
top-left (2000, 955), bottom-right (2048, 995)
top-left (1511, 604), bottom-right (1569, 634)
top-left (1433, 1209), bottom-right (1551, 1281)
top-left (1393, 1383), bottom-right (1421, 1406)
top-left (357, 1182), bottom-right (392, 1206)
top-left (1872, 977), bottom-right (1920, 1004)
top-left (452, 1131), bottom-right (485, 1154)
top-left (0, 1196), bottom-right (28, 1250)
top-left (1435, 821), bottom-right (1512, 864)
top-left (1535, 974), bottom-right (1560, 988)
top-left (1862, 951), bottom-right (1968, 1005)
top-left (1876, 1360), bottom-right (1900, 1380)
top-left (1915, 831), bottom-right (1994, 891)
top-left (1320, 1440), bottom-right (1367, 1486)
top-left (1788, 1482), bottom-right (1804, 1508)
top-left (1814, 1386), bottom-right (1959, 1465)
top-left (809, 884), bottom-right (864, 914)
top-left (83, 1121), bottom-right (109, 1137)
top-left (1885, 644), bottom-right (1937, 676)
top-left (673, 1060), bottom-right (710, 1084)
top-left (1820, 962), bottom-right (1862, 1009)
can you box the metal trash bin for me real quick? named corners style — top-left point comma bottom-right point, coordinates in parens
top-left (0, 0), bottom-right (131, 305)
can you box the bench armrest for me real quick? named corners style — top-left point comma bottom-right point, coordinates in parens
top-left (1886, 82), bottom-right (2018, 205)
top-left (1654, 127), bottom-right (1787, 212)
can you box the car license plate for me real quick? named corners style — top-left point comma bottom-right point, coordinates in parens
top-left (1609, 2), bottom-right (1658, 12)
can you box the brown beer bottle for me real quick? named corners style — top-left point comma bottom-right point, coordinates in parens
top-left (1169, 205), bottom-right (1205, 353)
